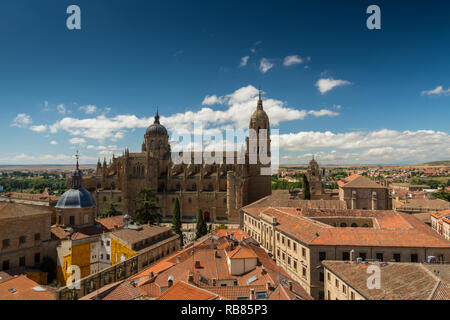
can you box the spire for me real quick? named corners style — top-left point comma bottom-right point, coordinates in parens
top-left (154, 108), bottom-right (160, 124)
top-left (71, 151), bottom-right (83, 189)
top-left (257, 89), bottom-right (263, 110)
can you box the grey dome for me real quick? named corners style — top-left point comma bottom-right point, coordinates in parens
top-left (56, 188), bottom-right (96, 209)
top-left (146, 111), bottom-right (168, 136)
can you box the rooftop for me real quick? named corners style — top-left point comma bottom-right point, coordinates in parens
top-left (323, 260), bottom-right (450, 300)
top-left (157, 281), bottom-right (221, 300)
top-left (337, 174), bottom-right (386, 189)
top-left (0, 202), bottom-right (52, 220)
top-left (242, 206), bottom-right (450, 248)
top-left (0, 275), bottom-right (56, 300)
top-left (111, 224), bottom-right (171, 246)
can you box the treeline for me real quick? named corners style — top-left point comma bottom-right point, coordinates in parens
top-left (271, 176), bottom-right (303, 190)
top-left (0, 178), bottom-right (67, 194)
top-left (410, 178), bottom-right (450, 189)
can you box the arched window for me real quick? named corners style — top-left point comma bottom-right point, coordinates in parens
top-left (340, 223), bottom-right (347, 228)
top-left (351, 223), bottom-right (358, 228)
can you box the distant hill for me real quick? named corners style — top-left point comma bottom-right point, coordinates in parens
top-left (420, 160), bottom-right (450, 166)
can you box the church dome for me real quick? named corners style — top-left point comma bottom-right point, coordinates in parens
top-left (146, 111), bottom-right (168, 136)
top-left (250, 91), bottom-right (269, 124)
top-left (56, 188), bottom-right (96, 209)
top-left (56, 155), bottom-right (96, 209)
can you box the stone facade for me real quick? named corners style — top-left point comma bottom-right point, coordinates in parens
top-left (0, 203), bottom-right (56, 274)
top-left (82, 94), bottom-right (272, 224)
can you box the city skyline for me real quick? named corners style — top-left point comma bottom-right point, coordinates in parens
top-left (1, 1), bottom-right (450, 165)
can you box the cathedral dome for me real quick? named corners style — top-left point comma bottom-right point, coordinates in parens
top-left (250, 91), bottom-right (269, 124)
top-left (56, 188), bottom-right (96, 209)
top-left (146, 111), bottom-right (168, 136)
top-left (56, 155), bottom-right (96, 209)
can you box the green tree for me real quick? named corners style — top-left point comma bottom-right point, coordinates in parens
top-left (133, 188), bottom-right (161, 225)
top-left (215, 223), bottom-right (227, 231)
top-left (171, 198), bottom-right (183, 247)
top-left (100, 201), bottom-right (123, 218)
top-left (195, 209), bottom-right (208, 240)
top-left (302, 173), bottom-right (311, 200)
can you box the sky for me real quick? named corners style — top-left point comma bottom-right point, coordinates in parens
top-left (1, 0), bottom-right (449, 165)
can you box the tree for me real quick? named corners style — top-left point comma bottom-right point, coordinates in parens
top-left (302, 173), bottom-right (311, 200)
top-left (215, 223), bottom-right (227, 231)
top-left (195, 209), bottom-right (208, 240)
top-left (171, 198), bottom-right (183, 247)
top-left (100, 201), bottom-right (123, 218)
top-left (133, 188), bottom-right (161, 225)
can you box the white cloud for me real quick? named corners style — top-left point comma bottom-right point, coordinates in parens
top-left (33, 85), bottom-right (339, 143)
top-left (202, 95), bottom-right (224, 106)
top-left (316, 77), bottom-right (351, 94)
top-left (30, 125), bottom-right (47, 132)
top-left (259, 58), bottom-right (274, 73)
top-left (57, 104), bottom-right (66, 115)
top-left (0, 153), bottom-right (99, 165)
top-left (307, 109), bottom-right (339, 117)
top-left (11, 114), bottom-right (32, 128)
top-left (79, 105), bottom-right (97, 114)
top-left (421, 85), bottom-right (450, 96)
top-left (50, 141), bottom-right (58, 145)
top-left (283, 55), bottom-right (303, 66)
top-left (69, 137), bottom-right (86, 144)
top-left (239, 56), bottom-right (250, 67)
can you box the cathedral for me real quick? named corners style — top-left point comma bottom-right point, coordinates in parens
top-left (82, 93), bottom-right (272, 224)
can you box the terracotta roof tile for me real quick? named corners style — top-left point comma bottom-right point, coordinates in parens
top-left (0, 275), bottom-right (56, 300)
top-left (157, 281), bottom-right (221, 300)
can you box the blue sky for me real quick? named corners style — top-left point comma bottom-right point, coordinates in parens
top-left (1, 0), bottom-right (449, 165)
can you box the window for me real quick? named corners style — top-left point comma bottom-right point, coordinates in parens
top-left (319, 252), bottom-right (326, 261)
top-left (282, 236), bottom-right (285, 244)
top-left (34, 233), bottom-right (40, 241)
top-left (19, 236), bottom-right (26, 244)
top-left (393, 253), bottom-right (401, 262)
top-left (342, 251), bottom-right (350, 260)
top-left (411, 254), bottom-right (418, 262)
top-left (319, 272), bottom-right (324, 282)
top-left (327, 290), bottom-right (331, 300)
top-left (287, 239), bottom-right (291, 248)
top-left (302, 248), bottom-right (306, 257)
top-left (287, 256), bottom-right (291, 265)
top-left (340, 222), bottom-right (347, 227)
top-left (302, 267), bottom-right (307, 278)
top-left (277, 233), bottom-right (280, 241)
top-left (293, 243), bottom-right (297, 251)
top-left (106, 241), bottom-right (110, 246)
top-left (2, 260), bottom-right (10, 270)
top-left (277, 249), bottom-right (280, 257)
top-left (351, 291), bottom-right (355, 300)
top-left (293, 260), bottom-right (297, 270)
top-left (34, 253), bottom-right (41, 264)
top-left (351, 223), bottom-right (358, 227)
top-left (69, 216), bottom-right (75, 225)
top-left (359, 252), bottom-right (366, 261)
top-left (376, 253), bottom-right (384, 261)
top-left (282, 253), bottom-right (285, 261)
top-left (335, 279), bottom-right (339, 288)
top-left (342, 285), bottom-right (346, 294)
top-left (327, 272), bottom-right (331, 281)
top-left (2, 239), bottom-right (10, 249)
top-left (19, 256), bottom-right (25, 267)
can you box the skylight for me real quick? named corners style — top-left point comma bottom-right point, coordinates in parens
top-left (247, 275), bottom-right (258, 284)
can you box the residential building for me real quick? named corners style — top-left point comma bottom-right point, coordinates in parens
top-left (241, 205), bottom-right (450, 299)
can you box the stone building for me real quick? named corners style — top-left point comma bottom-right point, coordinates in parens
top-left (337, 174), bottom-right (391, 210)
top-left (81, 93), bottom-right (272, 224)
top-left (0, 202), bottom-right (55, 275)
top-left (241, 205), bottom-right (450, 299)
top-left (306, 157), bottom-right (326, 199)
top-left (323, 260), bottom-right (449, 300)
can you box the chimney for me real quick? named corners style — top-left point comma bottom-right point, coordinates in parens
top-left (288, 280), bottom-right (293, 291)
top-left (168, 276), bottom-right (174, 288)
top-left (249, 288), bottom-right (255, 300)
top-left (187, 273), bottom-right (194, 283)
top-left (149, 271), bottom-right (154, 278)
top-left (176, 256), bottom-right (181, 264)
top-left (261, 267), bottom-right (267, 275)
top-left (266, 281), bottom-right (272, 291)
top-left (350, 249), bottom-right (355, 262)
top-left (195, 260), bottom-right (200, 268)
top-left (212, 278), bottom-right (217, 286)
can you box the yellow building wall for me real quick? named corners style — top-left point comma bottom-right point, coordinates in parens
top-left (57, 242), bottom-right (91, 286)
top-left (111, 238), bottom-right (136, 265)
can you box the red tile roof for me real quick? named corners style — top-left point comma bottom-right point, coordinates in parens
top-left (157, 281), bottom-right (221, 300)
top-left (0, 275), bottom-right (56, 300)
top-left (96, 215), bottom-right (125, 231)
top-left (337, 174), bottom-right (385, 188)
top-left (212, 229), bottom-right (250, 242)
